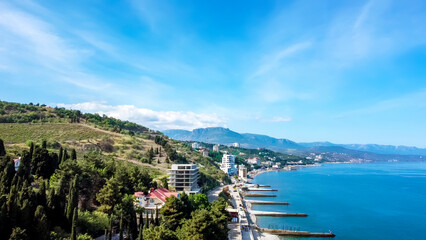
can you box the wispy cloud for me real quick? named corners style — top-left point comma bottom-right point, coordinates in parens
top-left (57, 102), bottom-right (227, 130)
top-left (268, 116), bottom-right (292, 123)
top-left (336, 89), bottom-right (426, 118)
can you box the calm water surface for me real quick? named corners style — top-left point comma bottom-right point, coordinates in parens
top-left (248, 162), bottom-right (426, 240)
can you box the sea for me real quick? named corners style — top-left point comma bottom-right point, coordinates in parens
top-left (247, 162), bottom-right (426, 240)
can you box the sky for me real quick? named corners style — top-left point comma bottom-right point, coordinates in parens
top-left (1, 0), bottom-right (426, 147)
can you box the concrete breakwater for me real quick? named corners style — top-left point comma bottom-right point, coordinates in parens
top-left (246, 188), bottom-right (278, 191)
top-left (251, 210), bottom-right (308, 217)
top-left (256, 227), bottom-right (336, 238)
top-left (246, 200), bottom-right (290, 205)
top-left (242, 193), bottom-right (277, 197)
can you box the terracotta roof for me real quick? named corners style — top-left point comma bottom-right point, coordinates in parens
top-left (13, 158), bottom-right (20, 162)
top-left (133, 188), bottom-right (178, 203)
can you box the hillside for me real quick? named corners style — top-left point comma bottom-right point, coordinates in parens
top-left (0, 101), bottom-right (229, 189)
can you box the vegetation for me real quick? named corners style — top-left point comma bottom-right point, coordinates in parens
top-left (0, 101), bottom-right (232, 239)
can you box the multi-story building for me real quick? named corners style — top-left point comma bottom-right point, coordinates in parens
top-left (191, 142), bottom-right (200, 149)
top-left (168, 164), bottom-right (200, 194)
top-left (220, 154), bottom-right (237, 175)
top-left (238, 165), bottom-right (247, 179)
top-left (247, 157), bottom-right (261, 166)
top-left (213, 144), bottom-right (220, 152)
top-left (202, 149), bottom-right (209, 157)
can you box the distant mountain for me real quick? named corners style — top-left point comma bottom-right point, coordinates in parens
top-left (163, 127), bottom-right (301, 152)
top-left (299, 142), bottom-right (426, 156)
top-left (164, 127), bottom-right (426, 157)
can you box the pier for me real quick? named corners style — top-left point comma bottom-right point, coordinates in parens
top-left (246, 200), bottom-right (289, 205)
top-left (246, 188), bottom-right (277, 191)
top-left (256, 227), bottom-right (336, 238)
top-left (251, 210), bottom-right (308, 217)
top-left (242, 193), bottom-right (277, 197)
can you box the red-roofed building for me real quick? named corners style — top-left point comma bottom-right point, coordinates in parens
top-left (134, 188), bottom-right (180, 214)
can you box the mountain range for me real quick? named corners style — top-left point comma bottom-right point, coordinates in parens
top-left (163, 127), bottom-right (426, 157)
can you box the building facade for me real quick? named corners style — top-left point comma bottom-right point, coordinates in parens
top-left (220, 154), bottom-right (237, 175)
top-left (191, 142), bottom-right (200, 149)
top-left (232, 142), bottom-right (240, 148)
top-left (213, 144), bottom-right (220, 152)
top-left (247, 157), bottom-right (261, 166)
top-left (238, 165), bottom-right (247, 179)
top-left (168, 164), bottom-right (200, 194)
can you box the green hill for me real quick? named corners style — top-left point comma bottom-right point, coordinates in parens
top-left (0, 100), bottom-right (229, 188)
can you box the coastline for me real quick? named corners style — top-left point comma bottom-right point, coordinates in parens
top-left (245, 164), bottom-right (321, 240)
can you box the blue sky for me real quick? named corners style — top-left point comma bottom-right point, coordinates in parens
top-left (1, 0), bottom-right (426, 147)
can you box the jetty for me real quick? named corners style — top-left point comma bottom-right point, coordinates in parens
top-left (251, 210), bottom-right (308, 217)
top-left (256, 227), bottom-right (336, 238)
top-left (246, 188), bottom-right (277, 191)
top-left (242, 193), bottom-right (277, 197)
top-left (246, 200), bottom-right (289, 205)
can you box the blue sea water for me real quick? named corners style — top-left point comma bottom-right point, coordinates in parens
top-left (247, 162), bottom-right (426, 240)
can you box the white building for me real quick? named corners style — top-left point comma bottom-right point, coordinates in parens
top-left (202, 149), bottom-right (209, 157)
top-left (272, 162), bottom-right (281, 169)
top-left (191, 142), bottom-right (200, 149)
top-left (220, 154), bottom-right (237, 175)
top-left (247, 157), bottom-right (261, 166)
top-left (238, 165), bottom-right (247, 179)
top-left (13, 157), bottom-right (21, 171)
top-left (168, 164), bottom-right (200, 194)
top-left (213, 144), bottom-right (220, 152)
top-left (233, 142), bottom-right (240, 148)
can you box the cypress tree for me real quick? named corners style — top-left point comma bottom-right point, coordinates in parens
top-left (62, 149), bottom-right (68, 163)
top-left (108, 215), bottom-right (113, 240)
top-left (70, 208), bottom-right (78, 240)
top-left (155, 206), bottom-right (159, 226)
top-left (58, 147), bottom-right (63, 165)
top-left (38, 181), bottom-right (47, 207)
top-left (65, 175), bottom-right (79, 224)
top-left (42, 140), bottom-right (47, 149)
top-left (0, 139), bottom-right (5, 156)
top-left (71, 149), bottom-right (77, 160)
top-left (34, 205), bottom-right (49, 240)
top-left (138, 223), bottom-right (143, 240)
top-left (29, 142), bottom-right (34, 159)
top-left (150, 210), bottom-right (154, 226)
top-left (145, 210), bottom-right (149, 228)
top-left (119, 213), bottom-right (124, 240)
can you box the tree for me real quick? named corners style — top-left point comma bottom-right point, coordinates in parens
top-left (155, 206), bottom-right (159, 226)
top-left (97, 178), bottom-right (122, 214)
top-left (42, 140), bottom-right (47, 149)
top-left (71, 149), bottom-right (77, 160)
top-left (70, 208), bottom-right (78, 240)
top-left (65, 175), bottom-right (79, 224)
top-left (143, 225), bottom-right (178, 240)
top-left (160, 196), bottom-right (186, 231)
top-left (119, 214), bottom-right (124, 240)
top-left (189, 194), bottom-right (210, 210)
top-left (9, 227), bottom-right (27, 240)
top-left (34, 205), bottom-right (49, 240)
top-left (0, 139), bottom-right (5, 156)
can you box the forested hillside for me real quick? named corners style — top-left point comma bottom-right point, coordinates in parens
top-left (0, 100), bottom-right (230, 239)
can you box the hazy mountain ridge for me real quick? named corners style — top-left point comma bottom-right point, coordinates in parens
top-left (164, 127), bottom-right (426, 157)
top-left (163, 127), bottom-right (301, 151)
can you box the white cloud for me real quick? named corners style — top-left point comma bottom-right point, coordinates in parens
top-left (56, 102), bottom-right (227, 131)
top-left (269, 116), bottom-right (292, 122)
